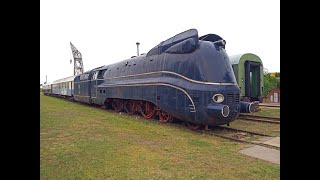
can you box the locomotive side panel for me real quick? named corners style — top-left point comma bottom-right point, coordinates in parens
top-left (74, 73), bottom-right (91, 103)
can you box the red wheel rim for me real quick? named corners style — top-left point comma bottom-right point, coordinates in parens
top-left (159, 110), bottom-right (172, 123)
top-left (187, 122), bottom-right (200, 130)
top-left (125, 101), bottom-right (137, 115)
top-left (112, 99), bottom-right (123, 112)
top-left (141, 101), bottom-right (155, 119)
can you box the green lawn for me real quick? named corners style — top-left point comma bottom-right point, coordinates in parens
top-left (40, 94), bottom-right (280, 179)
top-left (224, 119), bottom-right (280, 137)
top-left (252, 107), bottom-right (280, 118)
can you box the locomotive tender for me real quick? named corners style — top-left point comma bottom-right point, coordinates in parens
top-left (43, 29), bottom-right (253, 128)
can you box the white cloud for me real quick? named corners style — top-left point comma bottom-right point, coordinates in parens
top-left (40, 0), bottom-right (280, 83)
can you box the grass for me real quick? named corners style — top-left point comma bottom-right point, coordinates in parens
top-left (252, 107), bottom-right (280, 118)
top-left (224, 120), bottom-right (280, 137)
top-left (40, 94), bottom-right (280, 179)
top-left (232, 107), bottom-right (280, 137)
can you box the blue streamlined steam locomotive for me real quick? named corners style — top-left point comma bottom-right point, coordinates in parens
top-left (43, 29), bottom-right (253, 129)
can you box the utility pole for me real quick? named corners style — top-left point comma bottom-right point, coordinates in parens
top-left (70, 42), bottom-right (84, 75)
top-left (46, 75), bottom-right (47, 84)
top-left (136, 42), bottom-right (140, 56)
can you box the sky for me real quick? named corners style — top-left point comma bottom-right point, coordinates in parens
top-left (40, 0), bottom-right (280, 84)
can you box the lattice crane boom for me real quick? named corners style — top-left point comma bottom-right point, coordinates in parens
top-left (70, 42), bottom-right (84, 75)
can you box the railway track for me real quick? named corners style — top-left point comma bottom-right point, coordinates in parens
top-left (214, 126), bottom-right (273, 137)
top-left (206, 132), bottom-right (279, 150)
top-left (166, 123), bottom-right (280, 150)
top-left (258, 104), bottom-right (280, 108)
top-left (238, 114), bottom-right (280, 124)
top-left (207, 126), bottom-right (280, 150)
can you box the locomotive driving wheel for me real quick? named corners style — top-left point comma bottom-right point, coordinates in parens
top-left (187, 122), bottom-right (200, 130)
top-left (159, 110), bottom-right (173, 123)
top-left (141, 101), bottom-right (156, 119)
top-left (124, 100), bottom-right (137, 115)
top-left (112, 99), bottom-right (124, 112)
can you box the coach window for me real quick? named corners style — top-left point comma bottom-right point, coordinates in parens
top-left (98, 69), bottom-right (107, 79)
top-left (91, 72), bottom-right (97, 80)
top-left (80, 74), bottom-right (88, 81)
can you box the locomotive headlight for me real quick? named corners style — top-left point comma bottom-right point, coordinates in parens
top-left (212, 94), bottom-right (224, 103)
top-left (221, 105), bottom-right (230, 117)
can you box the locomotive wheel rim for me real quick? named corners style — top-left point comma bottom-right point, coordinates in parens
top-left (159, 110), bottom-right (172, 123)
top-left (141, 102), bottom-right (155, 119)
top-left (125, 101), bottom-right (136, 115)
top-left (112, 100), bottom-right (123, 112)
top-left (187, 122), bottom-right (200, 130)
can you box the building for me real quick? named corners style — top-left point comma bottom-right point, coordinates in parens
top-left (263, 83), bottom-right (280, 103)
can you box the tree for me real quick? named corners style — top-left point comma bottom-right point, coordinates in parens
top-left (263, 74), bottom-right (280, 97)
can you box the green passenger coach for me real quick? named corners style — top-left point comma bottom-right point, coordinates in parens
top-left (229, 53), bottom-right (263, 103)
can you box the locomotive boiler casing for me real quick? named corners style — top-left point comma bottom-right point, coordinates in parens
top-left (73, 29), bottom-right (241, 126)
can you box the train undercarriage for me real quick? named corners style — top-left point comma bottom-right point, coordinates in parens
top-left (105, 98), bottom-right (203, 130)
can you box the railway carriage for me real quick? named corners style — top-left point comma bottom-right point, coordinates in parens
top-left (229, 53), bottom-right (263, 103)
top-left (50, 75), bottom-right (76, 99)
top-left (42, 83), bottom-right (52, 95)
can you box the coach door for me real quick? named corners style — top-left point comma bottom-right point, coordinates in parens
top-left (89, 71), bottom-right (98, 103)
top-left (245, 61), bottom-right (261, 99)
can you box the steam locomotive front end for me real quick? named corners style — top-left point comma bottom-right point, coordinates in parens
top-left (195, 35), bottom-right (241, 126)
